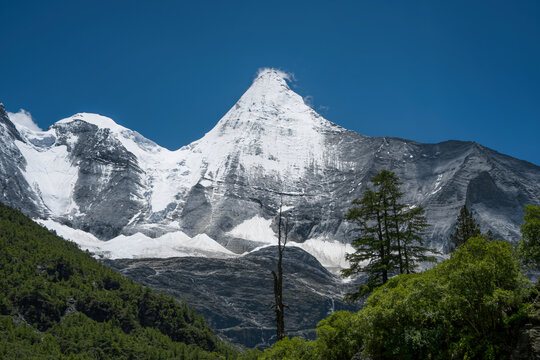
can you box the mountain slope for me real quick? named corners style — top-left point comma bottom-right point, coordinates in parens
top-left (0, 202), bottom-right (237, 359)
top-left (1, 68), bottom-right (539, 262)
top-left (106, 246), bottom-right (361, 348)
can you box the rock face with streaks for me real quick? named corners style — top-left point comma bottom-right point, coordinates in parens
top-left (106, 246), bottom-right (361, 348)
top-left (0, 103), bottom-right (43, 217)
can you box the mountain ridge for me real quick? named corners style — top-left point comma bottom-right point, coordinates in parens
top-left (1, 69), bottom-right (539, 268)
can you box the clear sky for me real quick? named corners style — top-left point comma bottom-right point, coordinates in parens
top-left (1, 0), bottom-right (539, 165)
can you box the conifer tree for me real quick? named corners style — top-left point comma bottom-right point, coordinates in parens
top-left (342, 170), bottom-right (435, 300)
top-left (372, 170), bottom-right (405, 274)
top-left (450, 205), bottom-right (481, 250)
top-left (401, 206), bottom-right (436, 273)
top-left (342, 189), bottom-right (394, 296)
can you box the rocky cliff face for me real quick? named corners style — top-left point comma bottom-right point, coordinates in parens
top-left (0, 103), bottom-right (43, 217)
top-left (1, 69), bottom-right (539, 262)
top-left (105, 246), bottom-right (361, 348)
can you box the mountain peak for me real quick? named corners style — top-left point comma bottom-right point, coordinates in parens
top-left (203, 68), bottom-right (341, 141)
top-left (186, 68), bottom-right (344, 183)
top-left (56, 113), bottom-right (126, 133)
top-left (239, 68), bottom-right (296, 104)
top-left (229, 68), bottom-right (306, 114)
top-left (253, 68), bottom-right (292, 86)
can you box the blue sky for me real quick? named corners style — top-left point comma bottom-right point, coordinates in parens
top-left (1, 0), bottom-right (539, 165)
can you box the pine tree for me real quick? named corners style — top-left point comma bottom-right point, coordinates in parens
top-left (342, 189), bottom-right (394, 296)
top-left (342, 170), bottom-right (435, 300)
top-left (401, 206), bottom-right (436, 273)
top-left (450, 205), bottom-right (481, 250)
top-left (372, 170), bottom-right (406, 274)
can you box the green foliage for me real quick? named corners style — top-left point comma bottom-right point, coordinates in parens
top-left (359, 237), bottom-right (532, 359)
top-left (517, 204), bottom-right (540, 268)
top-left (259, 337), bottom-right (317, 360)
top-left (315, 311), bottom-right (363, 360)
top-left (0, 202), bottom-right (237, 359)
top-left (343, 169), bottom-right (435, 300)
top-left (237, 348), bottom-right (263, 360)
top-left (260, 237), bottom-right (533, 360)
top-left (450, 205), bottom-right (482, 249)
top-left (248, 312), bottom-right (364, 360)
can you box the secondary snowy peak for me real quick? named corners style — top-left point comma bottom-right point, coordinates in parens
top-left (54, 112), bottom-right (166, 156)
top-left (57, 113), bottom-right (125, 132)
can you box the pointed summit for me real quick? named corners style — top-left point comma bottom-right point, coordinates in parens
top-left (187, 68), bottom-right (345, 183)
top-left (252, 68), bottom-right (292, 88)
top-left (214, 67), bottom-right (333, 132)
top-left (230, 68), bottom-right (303, 113)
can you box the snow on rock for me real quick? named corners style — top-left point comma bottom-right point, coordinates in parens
top-left (99, 232), bottom-right (236, 259)
top-left (15, 140), bottom-right (78, 215)
top-left (56, 113), bottom-right (126, 132)
top-left (227, 215), bottom-right (355, 270)
top-left (37, 219), bottom-right (104, 252)
top-left (56, 113), bottom-right (190, 213)
top-left (53, 74), bottom-right (340, 215)
top-left (290, 238), bottom-right (354, 270)
top-left (37, 219), bottom-right (236, 259)
top-left (226, 215), bottom-right (278, 244)
top-left (182, 68), bottom-right (345, 185)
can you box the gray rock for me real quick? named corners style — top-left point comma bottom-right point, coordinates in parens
top-left (0, 103), bottom-right (45, 217)
top-left (53, 120), bottom-right (145, 239)
top-left (105, 246), bottom-right (361, 348)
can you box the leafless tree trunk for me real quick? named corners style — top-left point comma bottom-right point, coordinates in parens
top-left (272, 201), bottom-right (288, 341)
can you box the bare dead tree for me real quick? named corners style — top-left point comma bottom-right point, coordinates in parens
top-left (272, 200), bottom-right (288, 341)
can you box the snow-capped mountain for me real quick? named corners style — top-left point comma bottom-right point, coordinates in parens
top-left (1, 68), bottom-right (540, 268)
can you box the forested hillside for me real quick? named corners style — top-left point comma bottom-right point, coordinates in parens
top-left (0, 202), bottom-right (238, 359)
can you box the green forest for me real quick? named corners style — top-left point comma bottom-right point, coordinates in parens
top-left (0, 202), bottom-right (238, 359)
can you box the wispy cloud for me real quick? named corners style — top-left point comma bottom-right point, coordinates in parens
top-left (318, 105), bottom-right (330, 112)
top-left (303, 95), bottom-right (314, 108)
top-left (7, 109), bottom-right (41, 132)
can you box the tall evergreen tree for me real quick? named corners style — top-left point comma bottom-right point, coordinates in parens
top-left (342, 189), bottom-right (394, 296)
top-left (450, 205), bottom-right (481, 250)
top-left (342, 170), bottom-right (435, 300)
top-left (372, 170), bottom-right (405, 274)
top-left (401, 206), bottom-right (436, 274)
